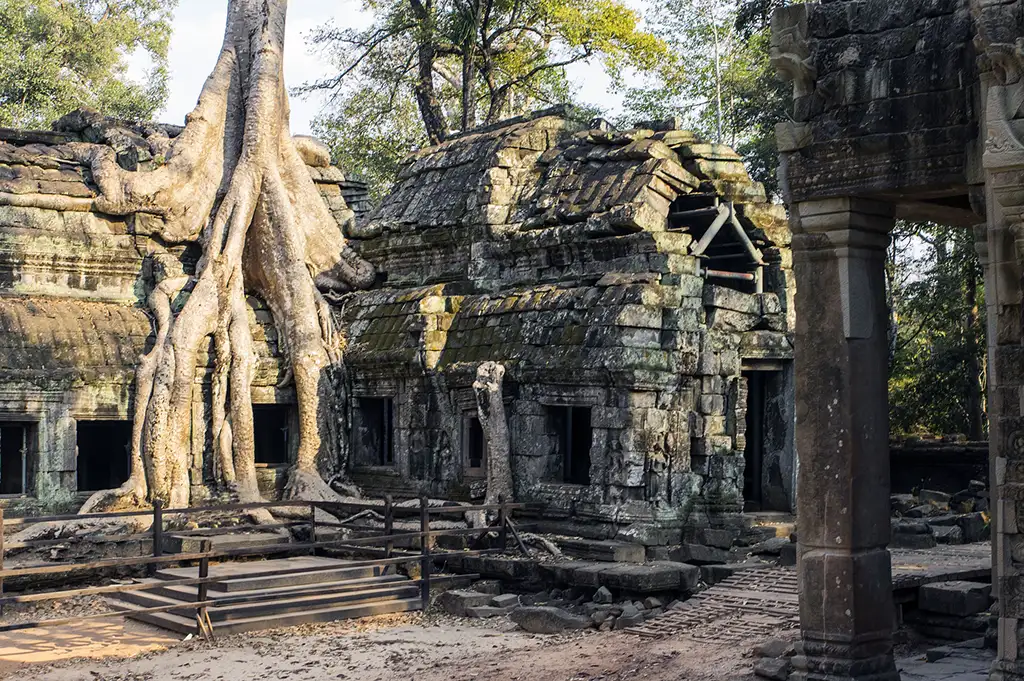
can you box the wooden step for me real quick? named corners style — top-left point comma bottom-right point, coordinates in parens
top-left (113, 595), bottom-right (422, 636)
top-left (163, 530), bottom-right (292, 554)
top-left (148, 573), bottom-right (409, 604)
top-left (155, 556), bottom-right (379, 592)
top-left (118, 582), bottom-right (419, 622)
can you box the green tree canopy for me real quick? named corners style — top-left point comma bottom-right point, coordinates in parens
top-left (888, 223), bottom-right (986, 440)
top-left (620, 0), bottom-right (793, 199)
top-left (303, 0), bottom-right (667, 197)
top-left (0, 0), bottom-right (175, 128)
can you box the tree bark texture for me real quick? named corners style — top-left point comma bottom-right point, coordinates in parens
top-left (473, 361), bottom-right (513, 505)
top-left (75, 0), bottom-right (375, 512)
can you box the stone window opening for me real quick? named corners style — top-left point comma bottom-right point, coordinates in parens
top-left (76, 420), bottom-right (131, 492)
top-left (671, 195), bottom-right (763, 294)
top-left (548, 405), bottom-right (592, 485)
top-left (353, 397), bottom-right (395, 468)
top-left (0, 422), bottom-right (35, 496)
top-left (253, 404), bottom-right (293, 466)
top-left (463, 413), bottom-right (487, 478)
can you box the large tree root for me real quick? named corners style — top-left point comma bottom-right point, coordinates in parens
top-left (32, 0), bottom-right (376, 523)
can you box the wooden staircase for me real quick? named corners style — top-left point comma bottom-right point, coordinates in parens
top-left (112, 556), bottom-right (422, 635)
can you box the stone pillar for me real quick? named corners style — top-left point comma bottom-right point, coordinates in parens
top-left (790, 198), bottom-right (898, 681)
top-left (973, 6), bottom-right (1024, 672)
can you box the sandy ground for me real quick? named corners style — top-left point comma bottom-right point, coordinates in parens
top-left (0, 608), bottom-right (764, 681)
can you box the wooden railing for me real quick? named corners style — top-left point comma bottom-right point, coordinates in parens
top-left (0, 496), bottom-right (523, 636)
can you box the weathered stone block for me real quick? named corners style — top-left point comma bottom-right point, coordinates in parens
top-left (510, 606), bottom-right (591, 634)
top-left (439, 589), bottom-right (494, 616)
top-left (918, 581), bottom-right (991, 617)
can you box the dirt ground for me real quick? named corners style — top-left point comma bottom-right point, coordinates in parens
top-left (0, 607), bottom-right (765, 681)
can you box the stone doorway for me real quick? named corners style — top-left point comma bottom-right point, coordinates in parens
top-left (76, 420), bottom-right (131, 492)
top-left (0, 422), bottom-right (34, 495)
top-left (252, 404), bottom-right (293, 466)
top-left (742, 367), bottom-right (792, 513)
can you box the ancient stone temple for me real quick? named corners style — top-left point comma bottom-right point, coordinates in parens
top-left (769, 1), bottom-right (1021, 680)
top-left (339, 109), bottom-right (797, 540)
top-left (0, 107), bottom-right (796, 538)
top-left (0, 111), bottom-right (370, 512)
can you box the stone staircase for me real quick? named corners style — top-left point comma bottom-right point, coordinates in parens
top-left (112, 556), bottom-right (422, 635)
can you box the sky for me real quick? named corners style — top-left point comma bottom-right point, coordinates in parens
top-left (158, 0), bottom-right (627, 135)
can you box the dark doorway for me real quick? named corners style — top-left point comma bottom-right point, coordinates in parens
top-left (353, 397), bottom-right (394, 467)
top-left (743, 372), bottom-right (766, 511)
top-left (463, 414), bottom-right (486, 477)
top-left (0, 423), bottom-right (33, 495)
top-left (253, 404), bottom-right (292, 465)
top-left (77, 420), bottom-right (132, 491)
top-left (548, 406), bottom-right (592, 485)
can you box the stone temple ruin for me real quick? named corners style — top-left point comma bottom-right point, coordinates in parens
top-left (342, 111), bottom-right (796, 540)
top-left (0, 108), bottom-right (795, 542)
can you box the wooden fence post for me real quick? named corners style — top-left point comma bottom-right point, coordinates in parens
top-left (309, 502), bottom-right (318, 556)
top-left (383, 494), bottom-right (393, 575)
top-left (498, 495), bottom-right (508, 551)
top-left (150, 499), bottom-right (163, 577)
top-left (0, 508), bottom-right (5, 617)
top-left (419, 496), bottom-right (430, 610)
top-left (196, 538), bottom-right (213, 639)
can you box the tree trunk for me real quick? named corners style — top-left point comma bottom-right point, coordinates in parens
top-left (409, 0), bottom-right (450, 144)
top-left (74, 0), bottom-right (375, 513)
top-left (473, 362), bottom-right (513, 505)
top-left (965, 263), bottom-right (984, 440)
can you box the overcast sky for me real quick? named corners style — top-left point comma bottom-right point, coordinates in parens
top-left (158, 0), bottom-right (625, 135)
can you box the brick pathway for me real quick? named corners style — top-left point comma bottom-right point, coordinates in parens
top-left (626, 542), bottom-right (991, 641)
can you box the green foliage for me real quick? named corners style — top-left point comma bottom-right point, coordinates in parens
top-left (0, 0), bottom-right (174, 128)
top-left (313, 87), bottom-right (427, 203)
top-left (620, 0), bottom-right (793, 199)
top-left (888, 223), bottom-right (987, 439)
top-left (303, 0), bottom-right (667, 198)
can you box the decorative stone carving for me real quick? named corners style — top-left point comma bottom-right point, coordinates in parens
top-left (770, 4), bottom-right (817, 101)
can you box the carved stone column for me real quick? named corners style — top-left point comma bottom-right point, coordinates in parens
top-left (973, 4), bottom-right (1024, 678)
top-left (789, 198), bottom-right (898, 681)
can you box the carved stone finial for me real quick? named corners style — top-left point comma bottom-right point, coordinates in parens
top-left (770, 4), bottom-right (817, 100)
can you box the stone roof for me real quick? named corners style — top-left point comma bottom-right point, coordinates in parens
top-left (0, 296), bottom-right (151, 382)
top-left (366, 110), bottom-right (773, 238)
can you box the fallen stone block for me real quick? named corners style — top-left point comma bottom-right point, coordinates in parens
top-left (919, 489), bottom-right (951, 505)
top-left (754, 658), bottom-right (792, 681)
top-left (601, 562), bottom-right (697, 593)
top-left (779, 543), bottom-right (797, 567)
top-left (614, 608), bottom-right (645, 629)
top-left (932, 525), bottom-right (964, 544)
top-left (520, 590), bottom-right (551, 606)
top-left (957, 513), bottom-right (989, 543)
top-left (557, 538), bottom-right (646, 563)
top-left (439, 589), bottom-right (494, 616)
top-left (754, 639), bottom-right (795, 658)
top-left (471, 579), bottom-right (502, 595)
top-left (905, 504), bottom-right (940, 518)
top-left (593, 586), bottom-right (614, 604)
top-left (670, 543), bottom-right (731, 565)
top-left (643, 596), bottom-right (664, 609)
top-left (509, 606), bottom-right (591, 634)
top-left (491, 593), bottom-right (520, 608)
top-left (465, 605), bottom-right (514, 618)
top-left (695, 527), bottom-right (741, 549)
top-left (750, 537), bottom-right (789, 556)
top-left (918, 581), bottom-right (991, 617)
